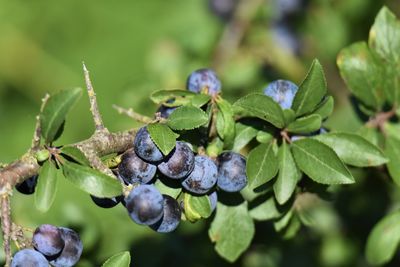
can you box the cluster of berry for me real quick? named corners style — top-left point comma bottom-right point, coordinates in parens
top-left (11, 224), bottom-right (82, 267)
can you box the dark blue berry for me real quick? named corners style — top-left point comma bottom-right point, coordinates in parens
top-left (182, 156), bottom-right (217, 194)
top-left (118, 149), bottom-right (157, 184)
top-left (158, 142), bottom-right (195, 179)
top-left (156, 105), bottom-right (177, 119)
top-left (217, 152), bottom-right (247, 192)
top-left (209, 191), bottom-right (218, 212)
top-left (134, 126), bottom-right (164, 163)
top-left (263, 80), bottom-right (298, 109)
top-left (90, 195), bottom-right (122, 208)
top-left (186, 69), bottom-right (221, 96)
top-left (125, 185), bottom-right (164, 225)
top-left (11, 249), bottom-right (48, 267)
top-left (150, 195), bottom-right (181, 233)
top-left (32, 224), bottom-right (64, 258)
top-left (49, 227), bottom-right (83, 267)
top-left (16, 175), bottom-right (38, 195)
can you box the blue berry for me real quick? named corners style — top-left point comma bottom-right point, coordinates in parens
top-left (263, 80), bottom-right (298, 109)
top-left (150, 195), bottom-right (181, 233)
top-left (209, 191), bottom-right (218, 212)
top-left (125, 185), bottom-right (164, 225)
top-left (182, 156), bottom-right (217, 194)
top-left (134, 126), bottom-right (164, 163)
top-left (186, 69), bottom-right (221, 96)
top-left (158, 142), bottom-right (195, 179)
top-left (32, 224), bottom-right (64, 258)
top-left (16, 175), bottom-right (38, 195)
top-left (217, 152), bottom-right (247, 192)
top-left (11, 249), bottom-right (48, 267)
top-left (90, 195), bottom-right (122, 208)
top-left (118, 149), bottom-right (157, 184)
top-left (49, 227), bottom-right (83, 267)
top-left (156, 105), bottom-right (177, 119)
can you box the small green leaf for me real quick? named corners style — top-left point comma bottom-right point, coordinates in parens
top-left (234, 93), bottom-right (285, 128)
top-left (102, 251), bottom-right (131, 267)
top-left (291, 138), bottom-right (354, 184)
top-left (256, 130), bottom-right (274, 144)
top-left (286, 114), bottom-right (322, 134)
top-left (337, 42), bottom-right (384, 109)
top-left (249, 197), bottom-right (281, 221)
top-left (385, 136), bottom-right (400, 187)
top-left (209, 202), bottom-right (255, 262)
top-left (154, 178), bottom-right (181, 199)
top-left (167, 105), bottom-right (209, 130)
top-left (314, 132), bottom-right (387, 167)
top-left (150, 89), bottom-right (196, 106)
top-left (366, 211), bottom-right (400, 265)
top-left (313, 96), bottom-right (334, 120)
top-left (274, 209), bottom-right (293, 232)
top-left (183, 193), bottom-right (212, 222)
top-left (61, 146), bottom-right (90, 166)
top-left (283, 109), bottom-right (296, 125)
top-left (292, 59), bottom-right (327, 116)
top-left (190, 94), bottom-right (211, 107)
top-left (246, 142), bottom-right (279, 190)
top-left (281, 214), bottom-right (301, 240)
top-left (35, 161), bottom-right (59, 212)
top-left (216, 98), bottom-right (235, 149)
top-left (40, 88), bottom-right (82, 143)
top-left (232, 125), bottom-right (258, 153)
top-left (62, 161), bottom-right (122, 198)
top-left (274, 141), bottom-right (301, 205)
top-left (147, 123), bottom-right (177, 155)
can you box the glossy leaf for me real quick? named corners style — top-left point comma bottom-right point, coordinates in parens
top-left (313, 96), bottom-right (334, 120)
top-left (246, 142), bottom-right (279, 190)
top-left (274, 141), bottom-right (301, 205)
top-left (184, 193), bottom-right (212, 222)
top-left (249, 197), bottom-right (281, 221)
top-left (154, 178), bottom-right (181, 199)
top-left (40, 88), bottom-right (82, 143)
top-left (283, 109), bottom-right (296, 125)
top-left (291, 138), bottom-right (354, 184)
top-left (209, 202), bottom-right (255, 262)
top-left (232, 125), bottom-right (258, 153)
top-left (167, 105), bottom-right (209, 130)
top-left (385, 136), bottom-right (400, 187)
top-left (102, 251), bottom-right (131, 267)
top-left (35, 160), bottom-right (59, 212)
top-left (216, 98), bottom-right (235, 149)
top-left (234, 93), bottom-right (285, 128)
top-left (150, 89), bottom-right (196, 106)
top-left (292, 59), bottom-right (327, 116)
top-left (61, 146), bottom-right (90, 166)
top-left (337, 42), bottom-right (384, 109)
top-left (366, 211), bottom-right (400, 265)
top-left (286, 114), bottom-right (322, 134)
top-left (314, 132), bottom-right (387, 167)
top-left (147, 123), bottom-right (177, 155)
top-left (62, 161), bottom-right (122, 198)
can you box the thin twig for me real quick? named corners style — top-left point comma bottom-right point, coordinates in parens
top-left (112, 104), bottom-right (153, 124)
top-left (83, 63), bottom-right (107, 132)
top-left (31, 94), bottom-right (50, 149)
top-left (1, 194), bottom-right (12, 267)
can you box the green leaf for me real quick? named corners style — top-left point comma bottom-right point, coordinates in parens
top-left (102, 251), bottom-right (131, 267)
top-left (62, 161), bottom-right (122, 198)
top-left (281, 214), bottom-right (301, 240)
top-left (35, 161), bottom-right (59, 212)
top-left (337, 42), bottom-right (384, 109)
top-left (291, 138), bottom-right (354, 184)
top-left (154, 178), bottom-right (181, 199)
top-left (147, 123), bottom-right (177, 155)
top-left (366, 211), bottom-right (400, 265)
top-left (314, 132), bottom-right (387, 167)
top-left (283, 109), bottom-right (296, 125)
top-left (232, 125), bottom-right (258, 153)
top-left (249, 197), bottom-right (281, 221)
top-left (150, 89), bottom-right (195, 106)
top-left (234, 93), bottom-right (285, 128)
top-left (292, 59), bottom-right (327, 116)
top-left (313, 96), bottom-right (334, 120)
top-left (274, 209), bottom-right (293, 232)
top-left (167, 105), bottom-right (209, 130)
top-left (183, 193), bottom-right (212, 222)
top-left (216, 98), bottom-right (235, 149)
top-left (40, 88), bottom-right (82, 143)
top-left (385, 136), bottom-right (400, 187)
top-left (60, 146), bottom-right (90, 166)
top-left (246, 142), bottom-right (279, 190)
top-left (286, 114), bottom-right (322, 134)
top-left (256, 130), bottom-right (274, 144)
top-left (274, 141), bottom-right (301, 205)
top-left (190, 94), bottom-right (211, 107)
top-left (209, 202), bottom-right (255, 262)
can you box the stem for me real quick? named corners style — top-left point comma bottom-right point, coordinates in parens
top-left (1, 194), bottom-right (12, 267)
top-left (83, 63), bottom-right (107, 132)
top-left (366, 109), bottom-right (396, 136)
top-left (31, 94), bottom-right (50, 149)
top-left (281, 130), bottom-right (292, 144)
top-left (112, 104), bottom-right (153, 124)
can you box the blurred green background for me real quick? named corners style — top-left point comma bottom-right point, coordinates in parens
top-left (1, 0), bottom-right (400, 266)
